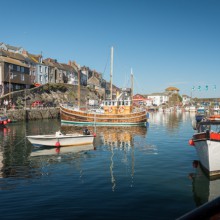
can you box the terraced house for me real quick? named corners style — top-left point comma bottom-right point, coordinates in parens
top-left (0, 42), bottom-right (123, 101)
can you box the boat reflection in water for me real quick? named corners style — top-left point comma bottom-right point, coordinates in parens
top-left (30, 144), bottom-right (94, 157)
top-left (62, 125), bottom-right (152, 191)
top-left (0, 124), bottom-right (95, 181)
top-left (61, 124), bottom-right (148, 147)
top-left (189, 160), bottom-right (220, 206)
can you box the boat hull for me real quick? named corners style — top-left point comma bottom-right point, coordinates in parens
top-left (194, 139), bottom-right (220, 176)
top-left (27, 134), bottom-right (94, 147)
top-left (60, 105), bottom-right (147, 126)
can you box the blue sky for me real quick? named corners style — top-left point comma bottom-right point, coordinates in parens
top-left (1, 0), bottom-right (220, 98)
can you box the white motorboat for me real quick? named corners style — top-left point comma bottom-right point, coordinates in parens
top-left (189, 115), bottom-right (220, 176)
top-left (27, 130), bottom-right (94, 147)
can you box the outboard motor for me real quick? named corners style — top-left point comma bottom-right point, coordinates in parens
top-left (83, 128), bottom-right (90, 135)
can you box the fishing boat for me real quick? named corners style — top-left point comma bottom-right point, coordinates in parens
top-left (60, 96), bottom-right (147, 126)
top-left (26, 130), bottom-right (94, 147)
top-left (60, 47), bottom-right (148, 126)
top-left (189, 114), bottom-right (220, 177)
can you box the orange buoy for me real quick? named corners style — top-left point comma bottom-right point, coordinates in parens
top-left (188, 139), bottom-right (195, 146)
top-left (55, 141), bottom-right (60, 147)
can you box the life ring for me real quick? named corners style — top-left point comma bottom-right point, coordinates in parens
top-left (109, 107), bottom-right (113, 113)
top-left (119, 106), bottom-right (125, 113)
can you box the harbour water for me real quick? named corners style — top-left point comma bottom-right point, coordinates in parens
top-left (0, 112), bottom-right (216, 219)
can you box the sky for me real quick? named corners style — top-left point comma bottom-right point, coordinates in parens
top-left (1, 0), bottom-right (220, 98)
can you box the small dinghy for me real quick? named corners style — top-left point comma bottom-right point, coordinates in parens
top-left (26, 130), bottom-right (94, 147)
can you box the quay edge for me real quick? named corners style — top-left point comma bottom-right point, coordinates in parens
top-left (5, 107), bottom-right (60, 122)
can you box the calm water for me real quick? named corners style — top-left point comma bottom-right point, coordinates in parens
top-left (0, 112), bottom-right (215, 219)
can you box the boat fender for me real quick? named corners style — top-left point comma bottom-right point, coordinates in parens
top-left (3, 121), bottom-right (7, 125)
top-left (192, 119), bottom-right (197, 130)
top-left (55, 141), bottom-right (60, 147)
top-left (93, 133), bottom-right (96, 137)
top-left (7, 119), bottom-right (11, 123)
top-left (109, 107), bottom-right (113, 113)
top-left (119, 106), bottom-right (125, 113)
top-left (188, 139), bottom-right (195, 146)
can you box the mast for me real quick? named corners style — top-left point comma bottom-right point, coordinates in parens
top-left (110, 46), bottom-right (113, 100)
top-left (131, 68), bottom-right (133, 101)
top-left (78, 70), bottom-right (80, 108)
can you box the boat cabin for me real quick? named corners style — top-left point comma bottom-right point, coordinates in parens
top-left (103, 99), bottom-right (132, 114)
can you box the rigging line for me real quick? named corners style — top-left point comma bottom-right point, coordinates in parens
top-left (102, 49), bottom-right (110, 78)
top-left (11, 136), bottom-right (27, 148)
top-left (133, 75), bottom-right (146, 94)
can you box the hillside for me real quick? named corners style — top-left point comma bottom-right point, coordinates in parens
top-left (0, 83), bottom-right (100, 108)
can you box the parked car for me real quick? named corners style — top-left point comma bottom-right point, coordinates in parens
top-left (31, 100), bottom-right (43, 107)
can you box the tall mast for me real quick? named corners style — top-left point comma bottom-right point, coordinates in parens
top-left (131, 68), bottom-right (133, 101)
top-left (110, 46), bottom-right (113, 100)
top-left (78, 70), bottom-right (80, 108)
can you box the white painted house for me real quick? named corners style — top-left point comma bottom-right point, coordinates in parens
top-left (182, 95), bottom-right (191, 106)
top-left (148, 93), bottom-right (169, 106)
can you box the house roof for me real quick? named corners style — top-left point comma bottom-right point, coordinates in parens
top-left (148, 92), bottom-right (167, 96)
top-left (0, 56), bottom-right (28, 67)
top-left (165, 86), bottom-right (180, 91)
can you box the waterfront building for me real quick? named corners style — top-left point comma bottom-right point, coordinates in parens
top-left (148, 93), bottom-right (169, 106)
top-left (0, 42), bottom-right (25, 54)
top-left (133, 94), bottom-right (146, 106)
top-left (43, 58), bottom-right (66, 84)
top-left (65, 61), bottom-right (79, 85)
top-left (165, 86), bottom-right (180, 94)
top-left (0, 49), bottom-right (31, 97)
top-left (182, 94), bottom-right (191, 106)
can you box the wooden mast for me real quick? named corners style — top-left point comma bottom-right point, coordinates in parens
top-left (78, 70), bottom-right (80, 108)
top-left (131, 68), bottom-right (133, 101)
top-left (110, 46), bottom-right (113, 100)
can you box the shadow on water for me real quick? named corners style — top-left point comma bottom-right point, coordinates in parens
top-left (189, 161), bottom-right (220, 206)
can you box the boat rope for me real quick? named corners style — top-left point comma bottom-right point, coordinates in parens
top-left (11, 136), bottom-right (27, 148)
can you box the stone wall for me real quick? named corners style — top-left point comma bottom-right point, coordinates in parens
top-left (6, 107), bottom-right (60, 121)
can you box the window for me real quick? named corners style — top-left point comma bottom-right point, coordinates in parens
top-left (40, 75), bottom-right (43, 82)
top-left (15, 85), bottom-right (20, 89)
top-left (45, 66), bottom-right (47, 73)
top-left (9, 64), bottom-right (13, 70)
top-left (17, 66), bottom-right (20, 71)
top-left (21, 74), bottom-right (25, 81)
top-left (39, 66), bottom-right (42, 73)
top-left (21, 67), bottom-right (24, 72)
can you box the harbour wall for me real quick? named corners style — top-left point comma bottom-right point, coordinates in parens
top-left (5, 107), bottom-right (60, 121)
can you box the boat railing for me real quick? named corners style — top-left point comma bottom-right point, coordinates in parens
top-left (177, 196), bottom-right (220, 220)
